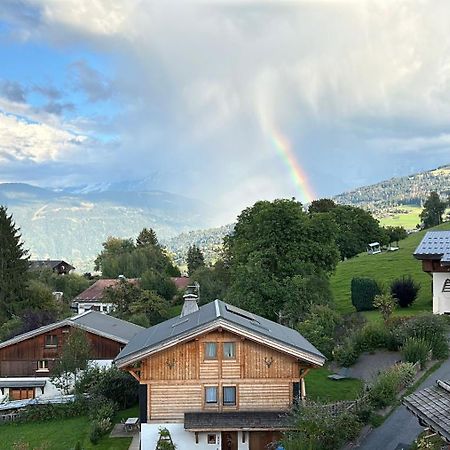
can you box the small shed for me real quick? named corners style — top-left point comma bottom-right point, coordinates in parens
top-left (367, 242), bottom-right (381, 255)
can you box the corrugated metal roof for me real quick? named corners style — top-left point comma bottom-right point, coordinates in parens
top-left (115, 299), bottom-right (325, 366)
top-left (403, 380), bottom-right (450, 442)
top-left (414, 231), bottom-right (450, 265)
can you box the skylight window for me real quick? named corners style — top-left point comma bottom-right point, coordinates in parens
top-left (225, 305), bottom-right (258, 322)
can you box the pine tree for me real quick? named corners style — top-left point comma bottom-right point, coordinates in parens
top-left (0, 206), bottom-right (29, 323)
top-left (420, 192), bottom-right (447, 228)
top-left (136, 228), bottom-right (159, 247)
top-left (187, 245), bottom-right (205, 275)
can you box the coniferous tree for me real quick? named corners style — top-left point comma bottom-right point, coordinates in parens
top-left (136, 227), bottom-right (159, 247)
top-left (0, 206), bottom-right (29, 323)
top-left (420, 192), bottom-right (447, 228)
top-left (187, 245), bottom-right (205, 275)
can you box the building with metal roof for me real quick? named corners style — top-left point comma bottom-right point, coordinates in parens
top-left (414, 231), bottom-right (450, 314)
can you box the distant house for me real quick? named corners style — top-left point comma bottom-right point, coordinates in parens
top-left (115, 297), bottom-right (325, 450)
top-left (29, 260), bottom-right (75, 275)
top-left (414, 231), bottom-right (450, 314)
top-left (170, 276), bottom-right (191, 291)
top-left (72, 278), bottom-right (139, 314)
top-left (0, 311), bottom-right (143, 402)
top-left (404, 379), bottom-right (450, 442)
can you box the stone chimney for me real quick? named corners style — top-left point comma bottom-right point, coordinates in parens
top-left (180, 293), bottom-right (199, 317)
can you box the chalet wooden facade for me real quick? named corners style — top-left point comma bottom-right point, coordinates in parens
top-left (115, 299), bottom-right (325, 450)
top-left (0, 311), bottom-right (143, 402)
top-left (414, 231), bottom-right (450, 314)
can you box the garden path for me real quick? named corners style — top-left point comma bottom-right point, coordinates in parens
top-left (349, 351), bottom-right (401, 383)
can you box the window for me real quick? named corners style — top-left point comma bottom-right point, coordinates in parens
top-left (37, 360), bottom-right (49, 371)
top-left (207, 434), bottom-right (217, 444)
top-left (223, 342), bottom-right (236, 359)
top-left (204, 342), bottom-right (217, 359)
top-left (45, 335), bottom-right (58, 348)
top-left (205, 386), bottom-right (218, 404)
top-left (223, 386), bottom-right (236, 406)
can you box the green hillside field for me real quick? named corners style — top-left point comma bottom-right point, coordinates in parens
top-left (330, 222), bottom-right (450, 319)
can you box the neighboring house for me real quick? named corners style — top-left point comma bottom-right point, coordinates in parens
top-left (403, 379), bottom-right (450, 442)
top-left (0, 311), bottom-right (143, 402)
top-left (72, 278), bottom-right (139, 314)
top-left (171, 276), bottom-right (191, 291)
top-left (414, 231), bottom-right (450, 314)
top-left (115, 297), bottom-right (325, 450)
top-left (29, 260), bottom-right (75, 275)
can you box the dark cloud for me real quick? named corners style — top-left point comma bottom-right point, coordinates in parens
top-left (69, 60), bottom-right (112, 102)
top-left (42, 101), bottom-right (75, 115)
top-left (33, 85), bottom-right (62, 100)
top-left (0, 80), bottom-right (27, 103)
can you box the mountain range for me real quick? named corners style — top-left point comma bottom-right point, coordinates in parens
top-left (1, 164), bottom-right (449, 272)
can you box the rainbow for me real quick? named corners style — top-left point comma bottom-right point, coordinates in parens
top-left (267, 126), bottom-right (316, 204)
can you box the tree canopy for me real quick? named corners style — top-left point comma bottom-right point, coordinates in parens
top-left (224, 199), bottom-right (339, 321)
top-left (0, 206), bottom-right (29, 323)
top-left (187, 245), bottom-right (205, 275)
top-left (420, 191), bottom-right (447, 228)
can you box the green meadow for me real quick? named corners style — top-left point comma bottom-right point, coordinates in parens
top-left (330, 221), bottom-right (450, 318)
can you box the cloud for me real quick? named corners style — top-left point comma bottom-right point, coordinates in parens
top-left (0, 80), bottom-right (27, 103)
top-left (33, 84), bottom-right (62, 100)
top-left (69, 60), bottom-right (112, 102)
top-left (0, 112), bottom-right (86, 162)
top-left (42, 101), bottom-right (75, 115)
top-left (3, 1), bottom-right (450, 220)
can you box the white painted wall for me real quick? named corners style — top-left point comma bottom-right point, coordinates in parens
top-left (432, 272), bottom-right (450, 314)
top-left (76, 302), bottom-right (114, 314)
top-left (141, 423), bottom-right (251, 450)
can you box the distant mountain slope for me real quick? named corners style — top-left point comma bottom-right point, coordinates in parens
top-left (334, 164), bottom-right (450, 210)
top-left (0, 183), bottom-right (214, 272)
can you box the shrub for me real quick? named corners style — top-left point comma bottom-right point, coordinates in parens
top-left (391, 276), bottom-right (420, 308)
top-left (404, 314), bottom-right (449, 359)
top-left (297, 305), bottom-right (341, 358)
top-left (284, 402), bottom-right (362, 450)
top-left (368, 363), bottom-right (415, 409)
top-left (354, 323), bottom-right (391, 353)
top-left (351, 278), bottom-right (381, 311)
top-left (402, 337), bottom-right (430, 369)
top-left (333, 338), bottom-right (359, 367)
top-left (373, 293), bottom-right (396, 323)
top-left (89, 422), bottom-right (102, 445)
top-left (88, 396), bottom-right (117, 422)
top-left (75, 366), bottom-right (138, 409)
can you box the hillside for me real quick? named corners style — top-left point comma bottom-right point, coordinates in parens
top-left (0, 183), bottom-right (215, 272)
top-left (330, 222), bottom-right (450, 317)
top-left (334, 164), bottom-right (450, 225)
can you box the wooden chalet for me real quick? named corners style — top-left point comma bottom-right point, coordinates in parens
top-left (0, 311), bottom-right (143, 401)
top-left (115, 298), bottom-right (325, 450)
top-left (29, 260), bottom-right (75, 275)
top-left (414, 231), bottom-right (450, 314)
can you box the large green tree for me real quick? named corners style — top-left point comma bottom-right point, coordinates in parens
top-left (420, 191), bottom-right (447, 228)
top-left (136, 228), bottom-right (159, 248)
top-left (0, 206), bottom-right (29, 323)
top-left (225, 199), bottom-right (339, 321)
top-left (187, 245), bottom-right (205, 275)
top-left (191, 260), bottom-right (230, 305)
top-left (327, 205), bottom-right (383, 259)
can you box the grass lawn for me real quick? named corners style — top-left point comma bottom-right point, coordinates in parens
top-left (330, 222), bottom-right (450, 318)
top-left (305, 367), bottom-right (363, 402)
top-left (0, 405), bottom-right (139, 450)
top-left (378, 205), bottom-right (423, 229)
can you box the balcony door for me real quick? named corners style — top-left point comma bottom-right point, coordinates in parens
top-left (221, 431), bottom-right (238, 450)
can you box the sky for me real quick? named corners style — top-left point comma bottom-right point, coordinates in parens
top-left (1, 0), bottom-right (450, 222)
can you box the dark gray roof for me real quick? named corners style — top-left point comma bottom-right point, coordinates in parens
top-left (0, 380), bottom-right (46, 388)
top-left (29, 260), bottom-right (74, 270)
top-left (403, 380), bottom-right (450, 442)
top-left (184, 411), bottom-right (292, 431)
top-left (414, 231), bottom-right (450, 265)
top-left (115, 300), bottom-right (325, 366)
top-left (72, 311), bottom-right (144, 343)
top-left (0, 311), bottom-right (144, 349)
